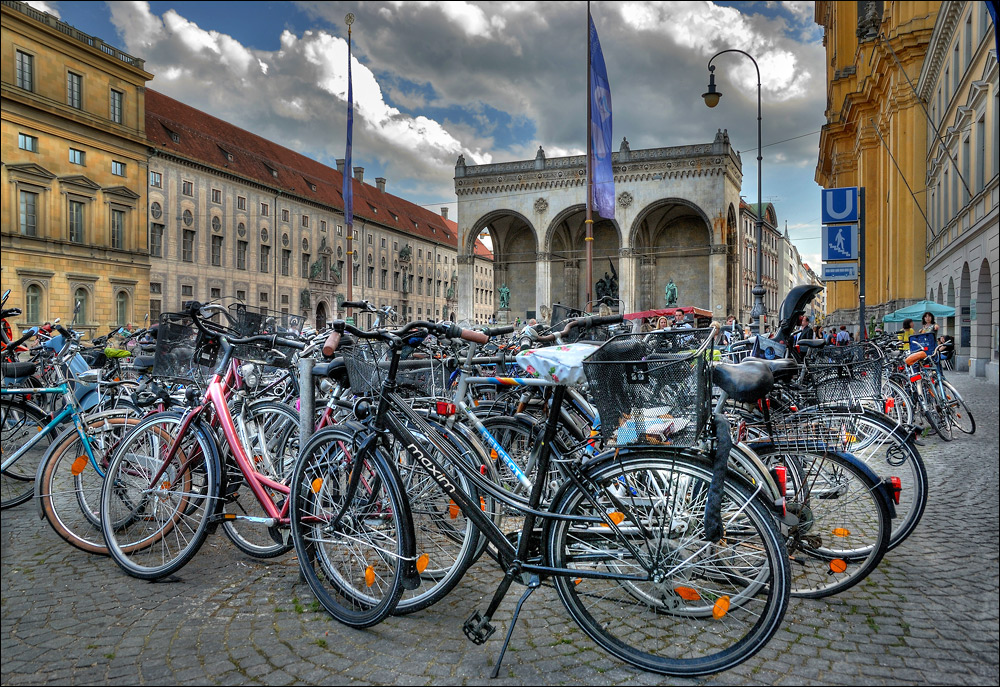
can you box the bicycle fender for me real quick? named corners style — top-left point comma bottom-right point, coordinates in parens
top-left (191, 418), bottom-right (225, 531)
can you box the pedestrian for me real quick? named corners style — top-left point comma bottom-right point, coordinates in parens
top-left (793, 315), bottom-right (814, 343)
top-left (655, 316), bottom-right (669, 330)
top-left (836, 325), bottom-right (850, 346)
top-left (918, 311), bottom-right (939, 335)
top-left (898, 318), bottom-right (916, 349)
top-left (670, 309), bottom-right (691, 329)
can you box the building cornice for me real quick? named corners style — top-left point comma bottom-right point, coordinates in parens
top-left (917, 1), bottom-right (966, 99)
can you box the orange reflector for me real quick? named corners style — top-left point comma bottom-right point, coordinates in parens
top-left (480, 496), bottom-right (487, 512)
top-left (674, 586), bottom-right (701, 601)
top-left (71, 455), bottom-right (88, 476)
top-left (712, 596), bottom-right (730, 619)
top-left (416, 554), bottom-right (429, 573)
top-left (608, 512), bottom-right (625, 525)
top-left (161, 481), bottom-right (171, 490)
top-left (449, 500), bottom-right (459, 519)
top-left (829, 559), bottom-right (848, 574)
top-left (311, 478), bottom-right (323, 494)
top-left (490, 449), bottom-right (498, 460)
top-left (365, 566), bottom-right (375, 587)
top-left (224, 513), bottom-right (236, 520)
top-left (832, 527), bottom-right (851, 537)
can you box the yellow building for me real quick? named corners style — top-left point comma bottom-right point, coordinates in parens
top-left (815, 1), bottom-right (941, 330)
top-left (1, 1), bottom-right (152, 338)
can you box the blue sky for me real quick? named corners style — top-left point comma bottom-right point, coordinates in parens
top-left (38, 1), bottom-right (829, 267)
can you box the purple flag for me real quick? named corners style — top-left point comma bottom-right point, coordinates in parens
top-left (589, 11), bottom-right (614, 219)
top-left (343, 37), bottom-right (354, 227)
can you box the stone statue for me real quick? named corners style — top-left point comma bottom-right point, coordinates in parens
top-left (594, 258), bottom-right (619, 306)
top-left (498, 283), bottom-right (510, 310)
top-left (620, 137), bottom-right (630, 153)
top-left (665, 279), bottom-right (678, 307)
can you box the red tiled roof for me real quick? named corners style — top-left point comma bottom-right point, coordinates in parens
top-left (145, 89), bottom-right (490, 259)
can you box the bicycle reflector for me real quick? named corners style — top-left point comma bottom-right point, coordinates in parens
top-left (435, 401), bottom-right (457, 416)
top-left (909, 373), bottom-right (922, 382)
top-left (888, 476), bottom-right (901, 505)
top-left (884, 397), bottom-right (895, 414)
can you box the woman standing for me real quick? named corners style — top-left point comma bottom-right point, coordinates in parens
top-left (919, 311), bottom-right (939, 335)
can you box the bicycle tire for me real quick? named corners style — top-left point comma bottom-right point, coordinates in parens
top-left (921, 382), bottom-right (952, 441)
top-left (546, 451), bottom-right (789, 676)
top-left (752, 446), bottom-right (890, 598)
top-left (36, 412), bottom-right (139, 555)
top-left (100, 413), bottom-right (219, 580)
top-left (1, 398), bottom-right (52, 509)
top-left (880, 378), bottom-right (914, 426)
top-left (941, 381), bottom-right (975, 434)
top-left (290, 426), bottom-right (406, 628)
top-left (221, 401), bottom-right (299, 558)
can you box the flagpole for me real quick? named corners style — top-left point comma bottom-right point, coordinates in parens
top-left (344, 13), bottom-right (354, 319)
top-left (585, 2), bottom-right (594, 313)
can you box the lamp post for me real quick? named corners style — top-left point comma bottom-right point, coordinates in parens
top-left (703, 50), bottom-right (766, 334)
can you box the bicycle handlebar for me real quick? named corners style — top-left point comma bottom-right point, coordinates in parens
top-left (5, 326), bottom-right (38, 350)
top-left (533, 314), bottom-right (624, 343)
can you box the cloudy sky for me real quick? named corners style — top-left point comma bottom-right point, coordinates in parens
top-left (37, 0), bottom-right (828, 266)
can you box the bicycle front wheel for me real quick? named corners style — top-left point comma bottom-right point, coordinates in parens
top-left (100, 413), bottom-right (219, 580)
top-left (546, 451), bottom-right (789, 677)
top-left (920, 382), bottom-right (952, 441)
top-left (290, 427), bottom-right (406, 628)
top-left (941, 381), bottom-right (975, 434)
top-left (1, 399), bottom-right (52, 509)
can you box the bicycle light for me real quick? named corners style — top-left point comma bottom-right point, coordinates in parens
top-left (435, 401), bottom-right (457, 416)
top-left (888, 476), bottom-right (901, 505)
top-left (240, 362), bottom-right (259, 388)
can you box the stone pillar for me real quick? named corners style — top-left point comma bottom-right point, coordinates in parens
top-left (618, 248), bottom-right (637, 313)
top-left (640, 256), bottom-right (656, 311)
top-left (456, 253), bottom-right (475, 323)
top-left (709, 244), bottom-right (728, 320)
top-left (562, 260), bottom-right (579, 310)
top-left (535, 252), bottom-right (552, 319)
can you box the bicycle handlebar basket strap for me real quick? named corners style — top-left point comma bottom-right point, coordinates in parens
top-left (230, 304), bottom-right (303, 367)
top-left (152, 313), bottom-right (218, 384)
top-left (805, 342), bottom-right (885, 405)
top-left (583, 328), bottom-right (715, 447)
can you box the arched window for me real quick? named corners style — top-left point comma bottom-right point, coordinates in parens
top-left (74, 287), bottom-right (89, 323)
top-left (115, 291), bottom-right (130, 326)
top-left (25, 284), bottom-right (43, 323)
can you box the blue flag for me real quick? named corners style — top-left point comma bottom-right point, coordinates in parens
top-left (343, 37), bottom-right (354, 227)
top-left (589, 11), bottom-right (614, 219)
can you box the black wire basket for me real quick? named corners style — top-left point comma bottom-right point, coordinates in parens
top-left (151, 313), bottom-right (217, 384)
top-left (340, 339), bottom-right (449, 399)
top-left (583, 328), bottom-right (715, 447)
top-left (805, 342), bottom-right (884, 404)
top-left (229, 304), bottom-right (303, 367)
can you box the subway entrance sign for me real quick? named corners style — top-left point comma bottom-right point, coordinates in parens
top-left (821, 187), bottom-right (859, 224)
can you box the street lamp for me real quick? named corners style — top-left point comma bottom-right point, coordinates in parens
top-left (703, 51), bottom-right (766, 334)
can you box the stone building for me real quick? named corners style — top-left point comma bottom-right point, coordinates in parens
top-left (738, 201), bottom-right (782, 327)
top-left (145, 90), bottom-right (491, 329)
top-left (1, 0), bottom-right (152, 337)
top-left (453, 131), bottom-right (744, 323)
top-left (917, 0), bottom-right (997, 380)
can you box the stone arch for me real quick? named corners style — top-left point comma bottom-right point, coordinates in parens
top-left (725, 203), bottom-right (739, 318)
top-left (542, 204), bottom-right (623, 254)
top-left (629, 198), bottom-right (715, 311)
top-left (544, 204), bottom-right (623, 309)
top-left (315, 300), bottom-right (330, 328)
top-left (974, 258), bottom-right (993, 375)
top-left (959, 262), bottom-right (972, 357)
top-left (468, 209), bottom-right (539, 321)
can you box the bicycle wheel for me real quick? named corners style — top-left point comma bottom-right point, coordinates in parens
top-left (36, 412), bottom-right (139, 554)
top-left (880, 378), bottom-right (914, 426)
top-left (100, 413), bottom-right (219, 580)
top-left (221, 401), bottom-right (299, 558)
top-left (546, 451), bottom-right (789, 676)
top-left (290, 426), bottom-right (406, 628)
top-left (921, 382), bottom-right (952, 441)
top-left (753, 447), bottom-right (890, 598)
top-left (1, 398), bottom-right (52, 509)
top-left (941, 381), bottom-right (975, 434)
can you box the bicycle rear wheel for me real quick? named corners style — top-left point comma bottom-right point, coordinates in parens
top-left (100, 413), bottom-right (219, 580)
top-left (290, 427), bottom-right (406, 628)
top-left (546, 451), bottom-right (789, 676)
top-left (920, 382), bottom-right (952, 441)
top-left (941, 381), bottom-right (975, 434)
top-left (1, 399), bottom-right (52, 509)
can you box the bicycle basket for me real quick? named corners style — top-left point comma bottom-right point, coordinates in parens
top-left (229, 304), bottom-right (303, 367)
top-left (742, 405), bottom-right (868, 454)
top-left (152, 313), bottom-right (217, 383)
top-left (340, 338), bottom-right (450, 399)
top-left (583, 328), bottom-right (714, 447)
top-left (805, 342), bottom-right (884, 404)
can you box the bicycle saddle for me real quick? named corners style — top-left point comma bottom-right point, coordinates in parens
top-left (904, 351), bottom-right (927, 366)
top-left (748, 357), bottom-right (798, 383)
top-left (712, 361), bottom-right (774, 404)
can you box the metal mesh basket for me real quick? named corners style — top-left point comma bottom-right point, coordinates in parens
top-left (340, 339), bottom-right (450, 399)
top-left (805, 343), bottom-right (884, 404)
top-left (583, 328), bottom-right (714, 447)
top-left (151, 313), bottom-right (216, 383)
top-left (740, 406), bottom-right (869, 455)
top-left (229, 304), bottom-right (303, 366)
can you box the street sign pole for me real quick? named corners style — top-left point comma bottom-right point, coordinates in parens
top-left (859, 186), bottom-right (866, 340)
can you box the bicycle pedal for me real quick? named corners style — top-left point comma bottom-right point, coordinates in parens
top-left (462, 611), bottom-right (496, 645)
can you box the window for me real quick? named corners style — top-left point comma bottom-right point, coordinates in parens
top-left (25, 284), bottom-right (42, 323)
top-left (237, 196), bottom-right (247, 211)
top-left (337, 224), bottom-right (343, 236)
top-left (69, 148), bottom-right (85, 165)
top-left (380, 269), bottom-right (387, 290)
top-left (110, 89), bottom-right (123, 124)
top-left (69, 200), bottom-right (84, 244)
top-left (367, 267), bottom-right (374, 288)
top-left (18, 133), bottom-right (38, 152)
top-left (281, 209), bottom-right (290, 222)
top-left (321, 220), bottom-right (327, 232)
top-left (236, 289), bottom-right (246, 302)
top-left (212, 188), bottom-right (221, 204)
top-left (115, 291), bottom-right (129, 326)
top-left (962, 136), bottom-right (971, 204)
top-left (302, 215), bottom-right (309, 228)
top-left (149, 286), bottom-right (161, 323)
top-left (301, 253), bottom-right (311, 277)
top-left (381, 237), bottom-right (386, 248)
top-left (952, 45), bottom-right (960, 97)
top-left (111, 161), bottom-right (126, 177)
top-left (181, 285), bottom-right (193, 298)
top-left (150, 224), bottom-right (164, 257)
top-left (259, 292), bottom-right (269, 304)
top-left (260, 245), bottom-right (270, 273)
top-left (211, 235), bottom-right (223, 266)
top-left (182, 180), bottom-right (193, 196)
top-left (182, 229), bottom-right (195, 262)
top-left (15, 51), bottom-right (33, 91)
top-left (976, 117), bottom-right (986, 192)
top-left (367, 234), bottom-right (373, 245)
top-left (281, 249), bottom-right (290, 276)
top-left (67, 72), bottom-right (82, 108)
top-left (261, 202), bottom-right (269, 217)
top-left (237, 241), bottom-right (248, 270)
top-left (19, 190), bottom-right (37, 236)
top-left (74, 288), bottom-right (89, 322)
top-left (149, 170), bottom-right (161, 187)
top-left (965, 16), bottom-right (973, 69)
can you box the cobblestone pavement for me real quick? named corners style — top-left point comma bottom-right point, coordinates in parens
top-left (2, 375), bottom-right (998, 686)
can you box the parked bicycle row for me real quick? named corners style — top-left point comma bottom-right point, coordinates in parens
top-left (1, 284), bottom-right (972, 678)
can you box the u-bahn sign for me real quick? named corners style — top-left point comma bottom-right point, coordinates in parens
top-left (821, 187), bottom-right (859, 224)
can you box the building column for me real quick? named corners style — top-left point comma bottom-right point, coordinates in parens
top-left (618, 248), bottom-right (637, 313)
top-left (535, 252), bottom-right (552, 318)
top-left (456, 253), bottom-right (474, 323)
top-left (562, 260), bottom-right (579, 311)
top-left (709, 244), bottom-right (728, 320)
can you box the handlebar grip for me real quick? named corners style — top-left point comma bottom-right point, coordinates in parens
top-left (341, 301), bottom-right (367, 310)
top-left (460, 329), bottom-right (489, 345)
top-left (588, 314), bottom-right (624, 326)
top-left (323, 331), bottom-right (342, 357)
top-left (7, 327), bottom-right (37, 349)
top-left (55, 324), bottom-right (71, 338)
top-left (484, 325), bottom-right (515, 337)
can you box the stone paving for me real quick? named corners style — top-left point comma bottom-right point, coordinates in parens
top-left (2, 374), bottom-right (998, 686)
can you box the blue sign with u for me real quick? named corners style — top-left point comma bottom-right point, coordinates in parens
top-left (821, 187), bottom-right (859, 224)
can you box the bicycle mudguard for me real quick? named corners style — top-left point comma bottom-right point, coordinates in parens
top-left (703, 413), bottom-right (733, 543)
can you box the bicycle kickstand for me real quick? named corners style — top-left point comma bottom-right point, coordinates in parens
top-left (489, 574), bottom-right (541, 679)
